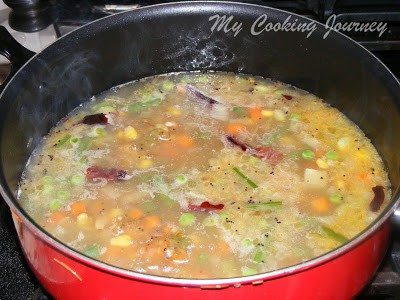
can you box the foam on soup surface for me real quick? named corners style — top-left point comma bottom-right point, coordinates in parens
top-left (18, 72), bottom-right (391, 278)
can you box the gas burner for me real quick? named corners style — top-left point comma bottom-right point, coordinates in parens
top-left (4, 0), bottom-right (57, 32)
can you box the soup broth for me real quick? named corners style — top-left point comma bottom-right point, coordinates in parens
top-left (18, 72), bottom-right (391, 278)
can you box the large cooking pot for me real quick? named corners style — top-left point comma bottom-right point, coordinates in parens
top-left (1, 2), bottom-right (400, 299)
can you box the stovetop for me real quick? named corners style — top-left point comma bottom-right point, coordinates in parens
top-left (0, 0), bottom-right (400, 299)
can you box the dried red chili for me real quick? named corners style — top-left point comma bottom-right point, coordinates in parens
top-left (369, 185), bottom-right (385, 212)
top-left (86, 166), bottom-right (126, 182)
top-left (282, 94), bottom-right (293, 100)
top-left (188, 201), bottom-right (224, 211)
top-left (226, 135), bottom-right (283, 165)
top-left (82, 113), bottom-right (108, 125)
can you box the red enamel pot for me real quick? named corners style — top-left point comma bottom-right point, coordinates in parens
top-left (0, 2), bottom-right (400, 299)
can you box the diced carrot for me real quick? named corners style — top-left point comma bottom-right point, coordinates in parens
top-left (151, 140), bottom-right (180, 157)
top-left (87, 200), bottom-right (105, 215)
top-left (163, 225), bottom-right (172, 234)
top-left (175, 135), bottom-right (195, 148)
top-left (226, 123), bottom-right (246, 136)
top-left (171, 248), bottom-right (187, 261)
top-left (310, 197), bottom-right (332, 214)
top-left (216, 241), bottom-right (231, 255)
top-left (248, 106), bottom-right (262, 121)
top-left (315, 150), bottom-right (325, 158)
top-left (143, 215), bottom-right (161, 229)
top-left (47, 212), bottom-right (66, 223)
top-left (128, 208), bottom-right (144, 220)
top-left (71, 202), bottom-right (87, 216)
top-left (359, 173), bottom-right (370, 181)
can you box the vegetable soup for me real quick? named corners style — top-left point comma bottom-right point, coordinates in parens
top-left (18, 72), bottom-right (391, 278)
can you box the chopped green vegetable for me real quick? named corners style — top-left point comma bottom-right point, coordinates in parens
top-left (141, 201), bottom-right (157, 213)
top-left (248, 156), bottom-right (261, 165)
top-left (162, 80), bottom-right (174, 91)
top-left (262, 123), bottom-right (289, 146)
top-left (128, 102), bottom-right (146, 113)
top-left (49, 199), bottom-right (62, 211)
top-left (71, 174), bottom-right (85, 185)
top-left (241, 266), bottom-right (258, 276)
top-left (232, 106), bottom-right (247, 117)
top-left (180, 76), bottom-right (190, 83)
top-left (157, 193), bottom-right (175, 208)
top-left (175, 175), bottom-right (188, 185)
top-left (325, 150), bottom-right (338, 160)
top-left (128, 98), bottom-right (162, 114)
top-left (294, 247), bottom-right (305, 257)
top-left (219, 212), bottom-right (230, 220)
top-left (232, 167), bottom-right (258, 188)
top-left (179, 213), bottom-right (196, 226)
top-left (42, 185), bottom-right (54, 195)
top-left (56, 135), bottom-right (71, 147)
top-left (83, 244), bottom-right (100, 258)
top-left (290, 113), bottom-right (300, 121)
top-left (302, 150), bottom-right (315, 160)
top-left (198, 253), bottom-right (208, 264)
top-left (145, 98), bottom-right (162, 106)
top-left (253, 249), bottom-right (265, 263)
top-left (42, 175), bottom-right (54, 185)
top-left (329, 194), bottom-right (343, 204)
top-left (57, 191), bottom-right (70, 201)
top-left (70, 137), bottom-right (79, 146)
top-left (321, 225), bottom-right (348, 244)
top-left (195, 131), bottom-right (212, 140)
top-left (247, 201), bottom-right (282, 210)
top-left (77, 137), bottom-right (93, 153)
top-left (94, 127), bottom-right (106, 137)
top-left (241, 238), bottom-right (254, 248)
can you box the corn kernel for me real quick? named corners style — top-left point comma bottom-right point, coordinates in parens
top-left (274, 109), bottom-right (286, 121)
top-left (77, 213), bottom-right (90, 226)
top-left (316, 158), bottom-right (329, 169)
top-left (356, 149), bottom-right (367, 160)
top-left (110, 234), bottom-right (132, 247)
top-left (167, 106), bottom-right (181, 116)
top-left (139, 158), bottom-right (153, 169)
top-left (109, 208), bottom-right (123, 219)
top-left (337, 137), bottom-right (350, 150)
top-left (123, 126), bottom-right (138, 140)
top-left (336, 180), bottom-right (345, 189)
top-left (261, 110), bottom-right (273, 117)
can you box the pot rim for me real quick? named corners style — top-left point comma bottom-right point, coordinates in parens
top-left (1, 0), bottom-right (400, 287)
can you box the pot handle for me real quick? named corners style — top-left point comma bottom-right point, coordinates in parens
top-left (0, 26), bottom-right (35, 94)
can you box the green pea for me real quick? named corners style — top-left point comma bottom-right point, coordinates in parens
top-left (49, 199), bottom-right (62, 211)
top-left (329, 194), bottom-right (343, 204)
top-left (161, 80), bottom-right (174, 91)
top-left (179, 213), bottom-right (196, 226)
top-left (290, 113), bottom-right (300, 121)
top-left (325, 150), bottom-right (338, 160)
top-left (302, 150), bottom-right (315, 160)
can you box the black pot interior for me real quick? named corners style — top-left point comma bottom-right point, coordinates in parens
top-left (1, 2), bottom-right (400, 218)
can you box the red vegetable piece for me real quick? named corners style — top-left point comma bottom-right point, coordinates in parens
top-left (255, 146), bottom-right (284, 165)
top-left (82, 113), bottom-right (108, 125)
top-left (282, 94), bottom-right (293, 100)
top-left (369, 185), bottom-right (385, 212)
top-left (188, 201), bottom-right (224, 211)
top-left (86, 166), bottom-right (126, 182)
